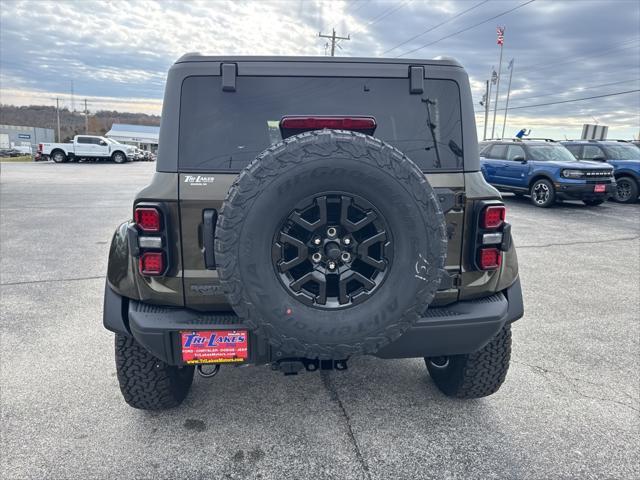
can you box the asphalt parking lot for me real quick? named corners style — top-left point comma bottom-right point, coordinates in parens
top-left (1, 161), bottom-right (639, 480)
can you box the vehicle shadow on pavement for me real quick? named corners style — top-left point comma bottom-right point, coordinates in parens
top-left (501, 193), bottom-right (623, 210)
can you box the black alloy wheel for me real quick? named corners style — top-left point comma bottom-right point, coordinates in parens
top-left (273, 193), bottom-right (392, 309)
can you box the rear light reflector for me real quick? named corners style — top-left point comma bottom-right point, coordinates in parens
top-left (134, 207), bottom-right (161, 232)
top-left (478, 248), bottom-right (502, 270)
top-left (139, 252), bottom-right (164, 276)
top-left (138, 236), bottom-right (163, 249)
top-left (279, 116), bottom-right (377, 136)
top-left (482, 232), bottom-right (503, 245)
top-left (481, 205), bottom-right (506, 229)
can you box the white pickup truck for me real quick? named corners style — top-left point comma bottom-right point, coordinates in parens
top-left (37, 135), bottom-right (135, 164)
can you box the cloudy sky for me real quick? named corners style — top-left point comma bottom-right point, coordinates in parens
top-left (1, 0), bottom-right (639, 139)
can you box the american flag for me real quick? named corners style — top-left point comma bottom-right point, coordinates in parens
top-left (497, 26), bottom-right (505, 45)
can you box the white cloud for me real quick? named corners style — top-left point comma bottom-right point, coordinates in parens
top-left (0, 0), bottom-right (639, 139)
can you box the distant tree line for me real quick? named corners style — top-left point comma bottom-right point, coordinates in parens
top-left (0, 104), bottom-right (160, 142)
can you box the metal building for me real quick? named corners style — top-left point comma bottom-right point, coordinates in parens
top-left (104, 124), bottom-right (159, 152)
top-left (0, 124), bottom-right (55, 153)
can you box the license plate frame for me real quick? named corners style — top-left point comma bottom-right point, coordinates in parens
top-left (594, 184), bottom-right (606, 193)
top-left (180, 330), bottom-right (248, 364)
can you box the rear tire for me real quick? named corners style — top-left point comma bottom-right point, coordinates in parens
top-left (115, 334), bottom-right (194, 410)
top-left (583, 199), bottom-right (604, 206)
top-left (613, 176), bottom-right (639, 203)
top-left (51, 150), bottom-right (67, 163)
top-left (529, 179), bottom-right (555, 208)
top-left (426, 324), bottom-right (511, 399)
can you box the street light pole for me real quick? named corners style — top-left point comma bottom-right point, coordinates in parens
top-left (483, 79), bottom-right (490, 141)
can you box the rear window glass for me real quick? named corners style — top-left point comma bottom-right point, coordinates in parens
top-left (179, 76), bottom-right (464, 172)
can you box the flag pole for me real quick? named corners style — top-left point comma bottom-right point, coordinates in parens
top-left (501, 59), bottom-right (515, 139)
top-left (491, 26), bottom-right (505, 140)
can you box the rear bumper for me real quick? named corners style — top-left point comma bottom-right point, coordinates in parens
top-left (554, 181), bottom-right (615, 200)
top-left (104, 278), bottom-right (524, 365)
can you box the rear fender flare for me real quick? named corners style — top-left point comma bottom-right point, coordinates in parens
top-left (107, 221), bottom-right (140, 299)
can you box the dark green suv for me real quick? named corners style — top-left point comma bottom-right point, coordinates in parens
top-left (104, 55), bottom-right (524, 410)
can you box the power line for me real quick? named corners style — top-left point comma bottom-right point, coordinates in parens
top-left (396, 0), bottom-right (537, 57)
top-left (383, 0), bottom-right (489, 55)
top-left (475, 89), bottom-right (640, 113)
top-left (518, 40), bottom-right (640, 73)
top-left (367, 0), bottom-right (412, 27)
top-left (508, 78), bottom-right (640, 103)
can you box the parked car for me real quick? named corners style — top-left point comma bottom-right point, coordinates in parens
top-left (142, 150), bottom-right (156, 161)
top-left (561, 140), bottom-right (640, 203)
top-left (480, 139), bottom-right (615, 207)
top-left (0, 148), bottom-right (22, 157)
top-left (38, 135), bottom-right (135, 164)
top-left (103, 54), bottom-right (524, 410)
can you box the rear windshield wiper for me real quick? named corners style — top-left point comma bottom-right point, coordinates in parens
top-left (421, 98), bottom-right (442, 169)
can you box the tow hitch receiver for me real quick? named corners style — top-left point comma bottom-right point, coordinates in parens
top-left (272, 358), bottom-right (348, 376)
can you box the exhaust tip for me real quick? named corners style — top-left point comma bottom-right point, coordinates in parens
top-left (196, 364), bottom-right (220, 378)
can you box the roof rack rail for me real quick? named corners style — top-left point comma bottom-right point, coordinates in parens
top-left (521, 138), bottom-right (556, 142)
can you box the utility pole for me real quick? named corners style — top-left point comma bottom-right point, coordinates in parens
top-left (482, 80), bottom-right (490, 141)
top-left (501, 59), bottom-right (515, 140)
top-left (84, 99), bottom-right (89, 134)
top-left (55, 97), bottom-right (61, 142)
top-left (491, 26), bottom-right (505, 140)
top-left (318, 29), bottom-right (350, 56)
top-left (70, 80), bottom-right (75, 112)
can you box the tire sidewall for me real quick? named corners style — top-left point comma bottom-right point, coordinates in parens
top-left (52, 151), bottom-right (66, 163)
top-left (614, 177), bottom-right (638, 203)
top-left (217, 131), bottom-right (447, 357)
top-left (530, 179), bottom-right (555, 207)
top-left (113, 152), bottom-right (126, 164)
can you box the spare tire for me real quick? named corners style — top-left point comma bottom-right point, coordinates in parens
top-left (215, 130), bottom-right (447, 359)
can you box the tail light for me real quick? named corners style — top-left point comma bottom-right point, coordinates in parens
top-left (37, 143), bottom-right (43, 153)
top-left (133, 204), bottom-right (168, 276)
top-left (475, 202), bottom-right (508, 271)
top-left (280, 116), bottom-right (377, 138)
top-left (478, 248), bottom-right (502, 270)
top-left (139, 252), bottom-right (164, 275)
top-left (481, 205), bottom-right (506, 229)
top-left (134, 207), bottom-right (161, 232)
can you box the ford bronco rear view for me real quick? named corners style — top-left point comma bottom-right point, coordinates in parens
top-left (103, 55), bottom-right (524, 410)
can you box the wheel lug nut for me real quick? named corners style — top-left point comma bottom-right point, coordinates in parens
top-left (312, 252), bottom-right (322, 263)
top-left (313, 237), bottom-right (321, 245)
top-left (327, 261), bottom-right (336, 270)
top-left (341, 252), bottom-right (351, 262)
top-left (327, 227), bottom-right (337, 238)
top-left (343, 237), bottom-right (351, 246)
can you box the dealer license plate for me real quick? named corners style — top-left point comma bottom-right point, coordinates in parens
top-left (594, 184), bottom-right (606, 193)
top-left (181, 330), bottom-right (248, 364)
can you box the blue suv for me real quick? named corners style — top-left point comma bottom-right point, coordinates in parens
top-left (479, 139), bottom-right (615, 208)
top-left (562, 140), bottom-right (640, 203)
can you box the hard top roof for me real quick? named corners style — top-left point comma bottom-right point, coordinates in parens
top-left (561, 139), bottom-right (635, 144)
top-left (484, 139), bottom-right (561, 146)
top-left (175, 53), bottom-right (463, 68)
